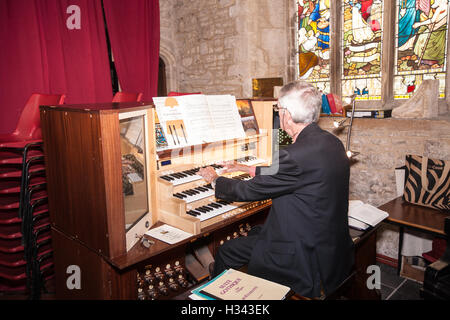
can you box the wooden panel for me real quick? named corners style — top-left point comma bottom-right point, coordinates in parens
top-left (52, 228), bottom-right (137, 299)
top-left (147, 109), bottom-right (159, 226)
top-left (52, 228), bottom-right (110, 299)
top-left (99, 112), bottom-right (126, 258)
top-left (350, 228), bottom-right (381, 300)
top-left (41, 108), bottom-right (110, 255)
top-left (251, 100), bottom-right (274, 132)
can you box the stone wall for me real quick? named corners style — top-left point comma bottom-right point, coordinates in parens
top-left (318, 117), bottom-right (450, 258)
top-left (160, 0), bottom-right (291, 97)
top-left (318, 117), bottom-right (450, 206)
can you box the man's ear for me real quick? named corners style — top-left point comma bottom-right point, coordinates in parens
top-left (284, 110), bottom-right (294, 126)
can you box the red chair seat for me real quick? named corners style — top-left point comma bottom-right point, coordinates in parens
top-left (112, 92), bottom-right (143, 102)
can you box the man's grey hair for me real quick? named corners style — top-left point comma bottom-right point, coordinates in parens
top-left (278, 80), bottom-right (322, 124)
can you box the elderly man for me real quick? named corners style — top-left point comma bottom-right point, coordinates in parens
top-left (198, 80), bottom-right (354, 298)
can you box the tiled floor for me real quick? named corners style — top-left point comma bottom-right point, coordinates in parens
top-left (378, 262), bottom-right (423, 300)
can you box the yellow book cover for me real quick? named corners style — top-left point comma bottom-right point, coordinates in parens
top-left (199, 269), bottom-right (291, 300)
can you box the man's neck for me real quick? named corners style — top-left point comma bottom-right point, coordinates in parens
top-left (291, 123), bottom-right (309, 143)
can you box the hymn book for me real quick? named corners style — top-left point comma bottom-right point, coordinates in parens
top-left (152, 94), bottom-right (246, 149)
top-left (194, 269), bottom-right (291, 300)
top-left (348, 200), bottom-right (389, 230)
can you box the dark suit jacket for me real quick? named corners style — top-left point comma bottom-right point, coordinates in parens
top-left (215, 123), bottom-right (354, 297)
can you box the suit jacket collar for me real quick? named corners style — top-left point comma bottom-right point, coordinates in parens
top-left (294, 122), bottom-right (320, 144)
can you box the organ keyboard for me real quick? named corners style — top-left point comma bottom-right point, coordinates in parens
top-left (157, 155), bottom-right (271, 235)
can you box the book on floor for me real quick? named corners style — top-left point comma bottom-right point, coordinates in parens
top-left (191, 268), bottom-right (291, 300)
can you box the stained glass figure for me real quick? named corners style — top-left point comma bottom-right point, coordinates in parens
top-left (341, 0), bottom-right (384, 100)
top-left (296, 0), bottom-right (331, 93)
top-left (394, 0), bottom-right (448, 99)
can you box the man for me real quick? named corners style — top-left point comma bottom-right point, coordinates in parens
top-left (198, 80), bottom-right (354, 298)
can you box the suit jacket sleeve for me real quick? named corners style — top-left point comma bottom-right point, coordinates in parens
top-left (215, 149), bottom-right (303, 202)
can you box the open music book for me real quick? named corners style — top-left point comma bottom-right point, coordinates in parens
top-left (348, 200), bottom-right (389, 231)
top-left (152, 94), bottom-right (246, 149)
top-left (190, 269), bottom-right (291, 300)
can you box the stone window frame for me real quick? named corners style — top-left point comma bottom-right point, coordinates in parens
top-left (290, 1), bottom-right (450, 112)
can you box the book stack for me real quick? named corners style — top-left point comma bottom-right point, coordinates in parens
top-left (321, 93), bottom-right (344, 116)
top-left (345, 108), bottom-right (392, 119)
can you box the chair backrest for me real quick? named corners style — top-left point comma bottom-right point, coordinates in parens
top-left (15, 93), bottom-right (65, 141)
top-left (112, 92), bottom-right (143, 102)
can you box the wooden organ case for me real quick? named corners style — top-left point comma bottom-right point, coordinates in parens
top-left (40, 99), bottom-right (276, 299)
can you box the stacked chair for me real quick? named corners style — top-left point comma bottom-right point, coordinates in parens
top-left (0, 93), bottom-right (65, 299)
top-left (112, 91), bottom-right (143, 102)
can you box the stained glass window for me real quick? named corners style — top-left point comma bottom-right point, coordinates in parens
top-left (341, 0), bottom-right (384, 101)
top-left (394, 0), bottom-right (448, 99)
top-left (295, 0), bottom-right (331, 93)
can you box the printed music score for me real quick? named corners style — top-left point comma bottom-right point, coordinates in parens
top-left (152, 94), bottom-right (245, 149)
top-left (190, 269), bottom-right (290, 300)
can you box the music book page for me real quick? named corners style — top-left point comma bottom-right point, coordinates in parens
top-left (198, 269), bottom-right (290, 300)
top-left (348, 200), bottom-right (389, 227)
top-left (145, 224), bottom-right (193, 245)
top-left (153, 95), bottom-right (246, 149)
top-left (206, 95), bottom-right (246, 141)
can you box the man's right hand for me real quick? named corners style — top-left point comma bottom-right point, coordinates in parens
top-left (220, 161), bottom-right (256, 177)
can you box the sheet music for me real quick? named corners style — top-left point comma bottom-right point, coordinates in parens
top-left (153, 96), bottom-right (194, 148)
top-left (177, 94), bottom-right (216, 143)
top-left (153, 94), bottom-right (247, 149)
top-left (145, 224), bottom-right (193, 245)
top-left (206, 95), bottom-right (246, 141)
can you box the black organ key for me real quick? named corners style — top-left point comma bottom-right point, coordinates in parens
top-left (186, 210), bottom-right (199, 217)
top-left (195, 207), bottom-right (207, 213)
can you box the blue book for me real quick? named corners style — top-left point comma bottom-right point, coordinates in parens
top-left (190, 270), bottom-right (229, 300)
top-left (321, 94), bottom-right (331, 114)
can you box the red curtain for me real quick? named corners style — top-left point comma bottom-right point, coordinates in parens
top-left (103, 0), bottom-right (160, 101)
top-left (0, 0), bottom-right (112, 134)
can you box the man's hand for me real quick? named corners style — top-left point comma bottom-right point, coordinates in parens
top-left (221, 161), bottom-right (249, 174)
top-left (197, 166), bottom-right (219, 184)
top-left (220, 161), bottom-right (256, 177)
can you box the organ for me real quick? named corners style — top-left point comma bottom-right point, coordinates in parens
top-left (39, 98), bottom-right (276, 299)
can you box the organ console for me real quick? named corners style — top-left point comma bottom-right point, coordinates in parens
top-left (40, 98), bottom-right (276, 299)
